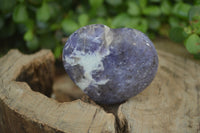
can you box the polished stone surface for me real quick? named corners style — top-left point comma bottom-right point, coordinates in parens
top-left (63, 24), bottom-right (158, 104)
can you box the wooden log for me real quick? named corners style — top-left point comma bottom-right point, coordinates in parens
top-left (118, 50), bottom-right (200, 133)
top-left (52, 39), bottom-right (200, 132)
top-left (52, 75), bottom-right (85, 102)
top-left (0, 38), bottom-right (200, 133)
top-left (0, 50), bottom-right (116, 133)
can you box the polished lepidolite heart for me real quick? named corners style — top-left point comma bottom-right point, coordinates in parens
top-left (63, 24), bottom-right (158, 104)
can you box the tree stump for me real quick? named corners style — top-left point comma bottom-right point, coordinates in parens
top-left (0, 50), bottom-right (116, 133)
top-left (0, 38), bottom-right (200, 133)
top-left (118, 51), bottom-right (200, 133)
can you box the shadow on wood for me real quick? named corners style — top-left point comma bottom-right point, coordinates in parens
top-left (0, 50), bottom-right (116, 133)
top-left (0, 40), bottom-right (200, 133)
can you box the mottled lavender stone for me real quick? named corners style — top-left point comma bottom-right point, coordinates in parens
top-left (63, 24), bottom-right (158, 104)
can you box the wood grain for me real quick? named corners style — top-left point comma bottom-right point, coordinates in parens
top-left (0, 50), bottom-right (116, 133)
top-left (0, 39), bottom-right (200, 133)
top-left (118, 50), bottom-right (200, 133)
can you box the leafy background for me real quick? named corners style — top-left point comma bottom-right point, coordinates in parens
top-left (0, 0), bottom-right (200, 59)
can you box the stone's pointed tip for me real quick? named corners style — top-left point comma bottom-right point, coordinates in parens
top-left (63, 24), bottom-right (158, 104)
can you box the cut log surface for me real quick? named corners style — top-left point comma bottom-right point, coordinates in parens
top-left (0, 50), bottom-right (116, 133)
top-left (0, 38), bottom-right (200, 133)
top-left (118, 50), bottom-right (200, 133)
top-left (52, 75), bottom-right (85, 102)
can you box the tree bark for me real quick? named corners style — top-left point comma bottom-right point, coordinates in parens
top-left (0, 50), bottom-right (116, 133)
top-left (118, 50), bottom-right (200, 133)
top-left (0, 38), bottom-right (200, 133)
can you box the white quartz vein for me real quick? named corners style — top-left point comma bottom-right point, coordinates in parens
top-left (104, 25), bottom-right (113, 47)
top-left (64, 44), bottom-right (110, 91)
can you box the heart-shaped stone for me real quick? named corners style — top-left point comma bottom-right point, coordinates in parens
top-left (63, 24), bottom-right (158, 104)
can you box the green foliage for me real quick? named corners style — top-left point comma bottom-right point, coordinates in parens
top-left (26, 36), bottom-right (39, 51)
top-left (0, 0), bottom-right (200, 59)
top-left (13, 4), bottom-right (28, 23)
top-left (105, 0), bottom-right (122, 6)
top-left (172, 2), bottom-right (191, 19)
top-left (78, 14), bottom-right (89, 27)
top-left (161, 0), bottom-right (171, 15)
top-left (0, 0), bottom-right (16, 12)
top-left (127, 1), bottom-right (141, 16)
top-left (36, 2), bottom-right (51, 22)
top-left (138, 0), bottom-right (147, 9)
top-left (169, 27), bottom-right (187, 43)
top-left (54, 45), bottom-right (62, 59)
top-left (188, 5), bottom-right (200, 21)
top-left (24, 29), bottom-right (33, 41)
top-left (112, 13), bottom-right (131, 28)
top-left (61, 18), bottom-right (79, 34)
top-left (185, 34), bottom-right (200, 54)
top-left (143, 6), bottom-right (161, 16)
top-left (89, 0), bottom-right (104, 9)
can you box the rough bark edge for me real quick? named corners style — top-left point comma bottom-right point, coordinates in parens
top-left (0, 49), bottom-right (116, 133)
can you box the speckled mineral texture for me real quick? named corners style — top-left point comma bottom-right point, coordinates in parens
top-left (63, 24), bottom-right (158, 104)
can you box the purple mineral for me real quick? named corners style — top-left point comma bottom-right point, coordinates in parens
top-left (63, 24), bottom-right (158, 104)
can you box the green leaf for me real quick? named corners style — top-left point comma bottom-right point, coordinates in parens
top-left (48, 2), bottom-right (61, 19)
top-left (25, 19), bottom-right (34, 30)
top-left (193, 23), bottom-right (200, 34)
top-left (161, 0), bottom-right (172, 15)
top-left (134, 19), bottom-right (148, 33)
top-left (76, 5), bottom-right (86, 14)
top-left (112, 13), bottom-right (131, 28)
top-left (36, 2), bottom-right (51, 22)
top-left (185, 34), bottom-right (200, 54)
top-left (138, 0), bottom-right (147, 9)
top-left (174, 0), bottom-right (183, 2)
top-left (106, 18), bottom-right (112, 27)
top-left (50, 23), bottom-right (60, 30)
top-left (89, 0), bottom-right (104, 8)
top-left (28, 0), bottom-right (41, 5)
top-left (172, 2), bottom-right (191, 19)
top-left (54, 45), bottom-right (62, 59)
top-left (96, 6), bottom-right (107, 17)
top-left (142, 6), bottom-right (161, 16)
top-left (169, 17), bottom-right (180, 27)
top-left (169, 17), bottom-right (186, 28)
top-left (148, 18), bottom-right (161, 30)
top-left (61, 18), bottom-right (79, 34)
top-left (26, 36), bottom-right (39, 51)
top-left (13, 4), bottom-right (28, 23)
top-left (0, 0), bottom-right (16, 11)
top-left (126, 17), bottom-right (148, 33)
top-left (149, 0), bottom-right (160, 2)
top-left (188, 5), bottom-right (200, 21)
top-left (78, 14), bottom-right (89, 27)
top-left (195, 0), bottom-right (200, 5)
top-left (190, 15), bottom-right (200, 34)
top-left (184, 27), bottom-right (192, 35)
top-left (125, 17), bottom-right (140, 28)
top-left (169, 27), bottom-right (187, 43)
top-left (18, 0), bottom-right (24, 2)
top-left (105, 0), bottom-right (122, 6)
top-left (24, 30), bottom-right (34, 41)
top-left (127, 1), bottom-right (140, 16)
top-left (91, 18), bottom-right (107, 25)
